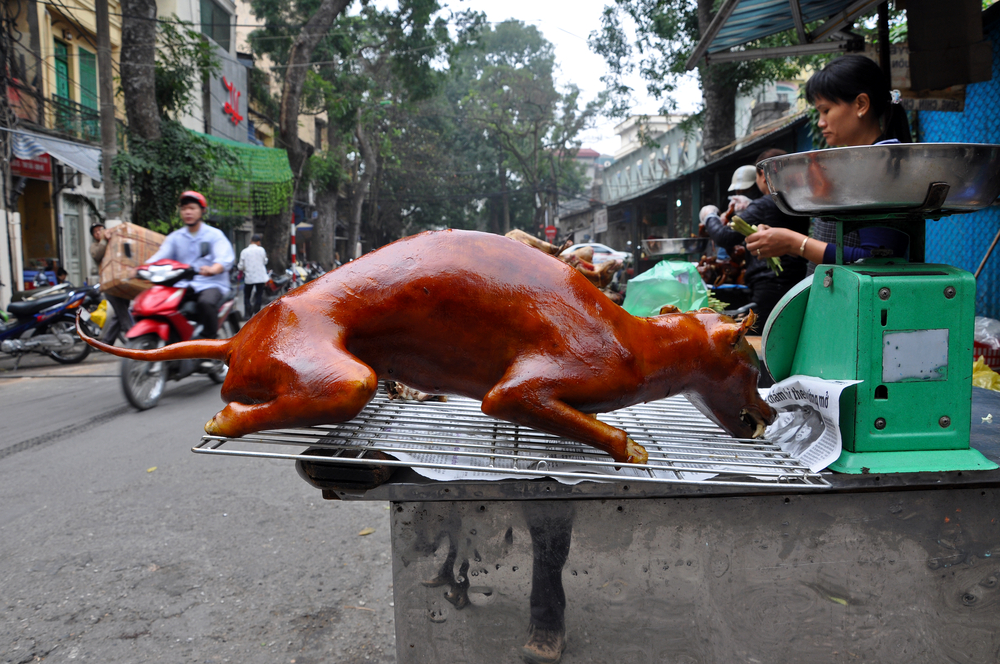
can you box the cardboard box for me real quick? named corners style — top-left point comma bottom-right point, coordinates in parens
top-left (99, 223), bottom-right (165, 299)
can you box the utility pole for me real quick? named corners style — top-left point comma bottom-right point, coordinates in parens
top-left (96, 0), bottom-right (121, 222)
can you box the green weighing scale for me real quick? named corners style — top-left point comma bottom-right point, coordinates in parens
top-left (758, 143), bottom-right (1000, 474)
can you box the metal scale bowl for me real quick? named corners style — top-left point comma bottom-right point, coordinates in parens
top-left (758, 143), bottom-right (1000, 474)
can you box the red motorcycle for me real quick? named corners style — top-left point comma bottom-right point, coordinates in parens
top-left (121, 259), bottom-right (239, 410)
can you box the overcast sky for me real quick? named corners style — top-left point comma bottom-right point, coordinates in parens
top-left (447, 0), bottom-right (703, 155)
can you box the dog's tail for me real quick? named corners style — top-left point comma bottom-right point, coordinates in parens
top-left (76, 310), bottom-right (232, 362)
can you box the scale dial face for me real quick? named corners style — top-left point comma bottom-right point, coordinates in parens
top-left (760, 277), bottom-right (812, 382)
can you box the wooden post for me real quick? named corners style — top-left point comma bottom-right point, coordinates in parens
top-left (877, 2), bottom-right (892, 89)
top-left (96, 0), bottom-right (120, 220)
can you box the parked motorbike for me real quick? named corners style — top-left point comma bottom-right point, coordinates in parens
top-left (1, 284), bottom-right (102, 369)
top-left (120, 259), bottom-right (239, 410)
top-left (262, 267), bottom-right (295, 304)
top-left (303, 261), bottom-right (326, 282)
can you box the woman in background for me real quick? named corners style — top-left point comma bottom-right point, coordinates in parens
top-left (746, 55), bottom-right (911, 274)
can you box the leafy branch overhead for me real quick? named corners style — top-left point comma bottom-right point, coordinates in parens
top-left (112, 121), bottom-right (241, 233)
top-left (115, 12), bottom-right (241, 231)
top-left (155, 18), bottom-right (222, 119)
top-left (589, 0), bottom-right (827, 155)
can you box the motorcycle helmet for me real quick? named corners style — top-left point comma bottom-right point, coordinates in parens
top-left (179, 190), bottom-right (208, 209)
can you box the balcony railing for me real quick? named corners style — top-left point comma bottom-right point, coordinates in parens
top-left (51, 94), bottom-right (100, 143)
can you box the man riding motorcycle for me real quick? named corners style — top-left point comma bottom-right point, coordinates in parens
top-left (145, 191), bottom-right (234, 338)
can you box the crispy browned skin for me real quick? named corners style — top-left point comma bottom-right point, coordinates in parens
top-left (78, 230), bottom-right (774, 464)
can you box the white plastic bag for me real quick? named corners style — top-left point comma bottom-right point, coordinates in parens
top-left (974, 316), bottom-right (1000, 350)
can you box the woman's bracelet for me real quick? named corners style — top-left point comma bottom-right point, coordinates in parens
top-left (798, 236), bottom-right (809, 255)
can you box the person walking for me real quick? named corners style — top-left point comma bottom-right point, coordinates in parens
top-left (89, 222), bottom-right (134, 344)
top-left (238, 233), bottom-right (268, 317)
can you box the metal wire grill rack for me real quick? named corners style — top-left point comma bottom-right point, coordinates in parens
top-left (193, 393), bottom-right (831, 489)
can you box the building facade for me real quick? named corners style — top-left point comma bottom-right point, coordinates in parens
top-left (0, 0), bottom-right (125, 304)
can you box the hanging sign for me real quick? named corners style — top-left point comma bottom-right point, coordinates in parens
top-left (222, 76), bottom-right (244, 125)
top-left (11, 153), bottom-right (52, 181)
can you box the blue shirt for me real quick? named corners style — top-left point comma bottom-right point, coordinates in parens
top-left (147, 223), bottom-right (235, 294)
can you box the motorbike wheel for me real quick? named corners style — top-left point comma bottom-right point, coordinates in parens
top-left (46, 316), bottom-right (98, 364)
top-left (121, 334), bottom-right (167, 410)
top-left (207, 319), bottom-right (237, 384)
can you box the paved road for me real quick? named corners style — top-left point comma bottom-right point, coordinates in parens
top-left (0, 352), bottom-right (396, 663)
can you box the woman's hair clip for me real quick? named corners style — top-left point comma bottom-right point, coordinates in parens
top-left (890, 89), bottom-right (902, 105)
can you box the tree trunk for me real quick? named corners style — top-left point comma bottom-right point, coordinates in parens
top-left (347, 118), bottom-right (377, 260)
top-left (499, 161), bottom-right (510, 234)
top-left (368, 153), bottom-right (382, 242)
top-left (24, 0), bottom-right (43, 124)
top-left (314, 188), bottom-right (337, 270)
top-left (697, 0), bottom-right (737, 158)
top-left (96, 0), bottom-right (121, 219)
top-left (267, 0), bottom-right (351, 271)
top-left (119, 0), bottom-right (160, 141)
top-left (532, 185), bottom-right (546, 236)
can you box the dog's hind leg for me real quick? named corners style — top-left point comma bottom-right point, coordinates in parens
top-left (206, 357), bottom-right (378, 437)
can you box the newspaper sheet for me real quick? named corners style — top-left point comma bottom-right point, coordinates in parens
top-left (764, 376), bottom-right (862, 472)
top-left (346, 393), bottom-right (808, 485)
top-left (379, 423), bottom-right (713, 485)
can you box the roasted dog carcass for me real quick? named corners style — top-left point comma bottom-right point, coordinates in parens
top-left (79, 230), bottom-right (773, 464)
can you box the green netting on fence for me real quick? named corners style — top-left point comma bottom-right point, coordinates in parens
top-left (194, 131), bottom-right (293, 216)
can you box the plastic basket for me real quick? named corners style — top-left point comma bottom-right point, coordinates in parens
top-left (973, 341), bottom-right (1000, 371)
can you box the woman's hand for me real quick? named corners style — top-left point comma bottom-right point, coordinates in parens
top-left (745, 225), bottom-right (802, 259)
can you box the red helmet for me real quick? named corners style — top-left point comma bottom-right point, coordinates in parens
top-left (179, 190), bottom-right (207, 209)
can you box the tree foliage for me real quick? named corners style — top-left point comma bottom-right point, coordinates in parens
top-left (457, 20), bottom-right (596, 230)
top-left (114, 17), bottom-right (239, 232)
top-left (244, 5), bottom-right (595, 259)
top-left (112, 121), bottom-right (241, 233)
top-left (154, 18), bottom-right (221, 119)
top-left (589, 0), bottom-right (823, 154)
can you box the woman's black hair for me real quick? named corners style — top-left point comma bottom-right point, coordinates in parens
top-left (755, 147), bottom-right (787, 169)
top-left (805, 55), bottom-right (912, 143)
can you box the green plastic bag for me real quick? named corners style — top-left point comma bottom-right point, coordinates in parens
top-left (622, 260), bottom-right (709, 318)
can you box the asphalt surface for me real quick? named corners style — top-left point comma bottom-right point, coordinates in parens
top-left (0, 351), bottom-right (397, 663)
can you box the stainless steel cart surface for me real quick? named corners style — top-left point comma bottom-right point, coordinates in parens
top-left (195, 388), bottom-right (1000, 663)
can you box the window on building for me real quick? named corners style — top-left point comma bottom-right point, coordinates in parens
top-left (314, 118), bottom-right (326, 151)
top-left (53, 40), bottom-right (70, 100)
top-left (77, 47), bottom-right (99, 141)
top-left (78, 47), bottom-right (97, 111)
top-left (200, 0), bottom-right (231, 52)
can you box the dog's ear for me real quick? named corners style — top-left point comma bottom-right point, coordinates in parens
top-left (734, 311), bottom-right (756, 345)
top-left (720, 310), bottom-right (756, 347)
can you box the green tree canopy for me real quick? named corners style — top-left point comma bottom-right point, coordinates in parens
top-left (589, 0), bottom-right (821, 155)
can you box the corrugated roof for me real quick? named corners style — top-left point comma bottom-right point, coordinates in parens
top-left (711, 0), bottom-right (857, 52)
top-left (687, 0), bottom-right (879, 69)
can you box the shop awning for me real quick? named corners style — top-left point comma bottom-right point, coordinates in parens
top-left (685, 0), bottom-right (879, 69)
top-left (3, 127), bottom-right (103, 182)
top-left (194, 131), bottom-right (293, 217)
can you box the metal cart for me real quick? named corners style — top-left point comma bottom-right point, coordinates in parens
top-left (195, 387), bottom-right (1000, 663)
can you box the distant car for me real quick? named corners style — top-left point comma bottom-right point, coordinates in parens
top-left (560, 243), bottom-right (631, 265)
